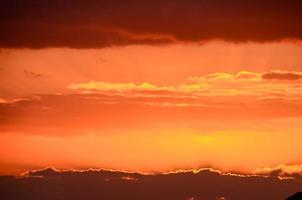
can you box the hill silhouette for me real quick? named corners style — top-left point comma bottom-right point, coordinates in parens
top-left (286, 192), bottom-right (302, 200)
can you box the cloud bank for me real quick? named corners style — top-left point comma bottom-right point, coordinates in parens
top-left (1, 0), bottom-right (302, 48)
top-left (0, 167), bottom-right (301, 200)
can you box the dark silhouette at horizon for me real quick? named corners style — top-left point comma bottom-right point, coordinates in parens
top-left (0, 168), bottom-right (301, 200)
top-left (286, 192), bottom-right (302, 200)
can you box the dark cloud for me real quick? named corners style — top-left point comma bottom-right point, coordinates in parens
top-left (1, 0), bottom-right (302, 48)
top-left (255, 165), bottom-right (302, 180)
top-left (268, 169), bottom-right (302, 180)
top-left (262, 72), bottom-right (302, 80)
top-left (0, 167), bottom-right (301, 200)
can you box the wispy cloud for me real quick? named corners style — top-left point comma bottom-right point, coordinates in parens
top-left (68, 71), bottom-right (302, 98)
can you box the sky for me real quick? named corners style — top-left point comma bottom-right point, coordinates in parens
top-left (0, 2), bottom-right (302, 198)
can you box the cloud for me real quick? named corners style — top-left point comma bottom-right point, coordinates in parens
top-left (262, 71), bottom-right (302, 80)
top-left (1, 0), bottom-right (302, 48)
top-left (0, 98), bottom-right (9, 104)
top-left (189, 71), bottom-right (262, 82)
top-left (255, 164), bottom-right (302, 180)
top-left (68, 81), bottom-right (169, 92)
top-left (0, 167), bottom-right (301, 200)
top-left (69, 71), bottom-right (302, 97)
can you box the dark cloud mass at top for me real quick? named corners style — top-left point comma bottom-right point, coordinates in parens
top-left (0, 0), bottom-right (302, 48)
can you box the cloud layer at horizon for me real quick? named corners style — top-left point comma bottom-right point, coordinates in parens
top-left (0, 167), bottom-right (301, 200)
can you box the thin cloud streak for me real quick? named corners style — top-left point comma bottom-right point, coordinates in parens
top-left (68, 71), bottom-right (302, 97)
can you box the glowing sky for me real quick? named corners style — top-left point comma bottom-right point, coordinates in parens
top-left (1, 41), bottom-right (302, 175)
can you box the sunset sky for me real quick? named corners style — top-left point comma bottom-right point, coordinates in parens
top-left (0, 0), bottom-right (302, 186)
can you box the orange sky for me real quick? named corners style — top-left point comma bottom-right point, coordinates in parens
top-left (1, 41), bottom-right (302, 175)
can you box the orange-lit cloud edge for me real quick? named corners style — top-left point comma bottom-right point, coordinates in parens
top-left (20, 163), bottom-right (302, 180)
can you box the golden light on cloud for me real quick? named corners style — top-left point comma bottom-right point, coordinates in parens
top-left (68, 81), bottom-right (165, 92)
